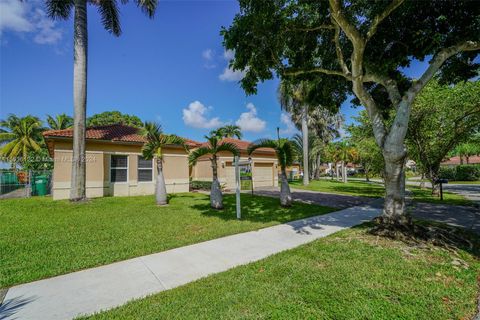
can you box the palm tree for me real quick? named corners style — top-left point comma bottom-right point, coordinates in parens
top-left (141, 122), bottom-right (187, 206)
top-left (46, 114), bottom-right (73, 130)
top-left (279, 80), bottom-right (310, 186)
top-left (0, 115), bottom-right (44, 167)
top-left (189, 134), bottom-right (239, 209)
top-left (45, 0), bottom-right (158, 201)
top-left (248, 138), bottom-right (295, 207)
top-left (212, 125), bottom-right (242, 139)
top-left (336, 141), bottom-right (358, 183)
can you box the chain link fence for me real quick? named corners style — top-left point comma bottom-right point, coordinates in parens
top-left (0, 170), bottom-right (52, 199)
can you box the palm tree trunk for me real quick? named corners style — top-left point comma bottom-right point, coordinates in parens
top-left (155, 158), bottom-right (168, 205)
top-left (70, 0), bottom-right (88, 201)
top-left (280, 167), bottom-right (292, 207)
top-left (336, 163), bottom-right (340, 181)
top-left (210, 156), bottom-right (223, 209)
top-left (343, 162), bottom-right (348, 183)
top-left (301, 105), bottom-right (309, 186)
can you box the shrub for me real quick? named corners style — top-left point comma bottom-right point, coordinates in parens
top-left (455, 165), bottom-right (480, 181)
top-left (438, 165), bottom-right (480, 181)
top-left (190, 180), bottom-right (212, 191)
top-left (438, 166), bottom-right (457, 180)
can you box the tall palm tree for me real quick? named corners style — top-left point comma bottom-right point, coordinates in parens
top-left (141, 122), bottom-right (187, 206)
top-left (0, 115), bottom-right (44, 167)
top-left (279, 80), bottom-right (310, 186)
top-left (46, 0), bottom-right (158, 201)
top-left (212, 125), bottom-right (242, 139)
top-left (189, 134), bottom-right (239, 210)
top-left (46, 114), bottom-right (73, 130)
top-left (248, 138), bottom-right (295, 207)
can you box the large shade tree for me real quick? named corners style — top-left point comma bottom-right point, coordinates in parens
top-left (407, 80), bottom-right (480, 195)
top-left (189, 134), bottom-right (239, 210)
top-left (141, 122), bottom-right (187, 206)
top-left (46, 0), bottom-right (158, 201)
top-left (87, 111), bottom-right (144, 128)
top-left (248, 138), bottom-right (295, 207)
top-left (222, 0), bottom-right (479, 226)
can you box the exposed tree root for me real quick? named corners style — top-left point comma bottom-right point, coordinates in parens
top-left (369, 216), bottom-right (475, 254)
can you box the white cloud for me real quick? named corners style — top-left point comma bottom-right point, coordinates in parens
top-left (219, 49), bottom-right (246, 82)
top-left (32, 9), bottom-right (62, 44)
top-left (0, 0), bottom-right (33, 36)
top-left (223, 49), bottom-right (235, 61)
top-left (235, 103), bottom-right (266, 133)
top-left (219, 66), bottom-right (246, 82)
top-left (279, 112), bottom-right (298, 135)
top-left (182, 101), bottom-right (224, 129)
top-left (0, 0), bottom-right (62, 45)
top-left (202, 48), bottom-right (214, 60)
top-left (202, 48), bottom-right (216, 69)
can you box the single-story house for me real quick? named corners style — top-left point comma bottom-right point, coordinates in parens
top-left (43, 124), bottom-right (197, 200)
top-left (43, 125), bottom-right (278, 200)
top-left (441, 155), bottom-right (480, 166)
top-left (190, 138), bottom-right (279, 190)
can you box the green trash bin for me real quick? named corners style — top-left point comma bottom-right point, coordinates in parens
top-left (34, 174), bottom-right (48, 196)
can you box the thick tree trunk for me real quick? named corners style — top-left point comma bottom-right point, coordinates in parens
top-left (210, 156), bottom-right (223, 209)
top-left (280, 168), bottom-right (292, 207)
top-left (419, 172), bottom-right (426, 189)
top-left (336, 163), bottom-right (340, 181)
top-left (365, 167), bottom-right (370, 182)
top-left (382, 153), bottom-right (409, 224)
top-left (70, 0), bottom-right (87, 201)
top-left (155, 158), bottom-right (168, 205)
top-left (302, 105), bottom-right (309, 186)
top-left (342, 161), bottom-right (348, 183)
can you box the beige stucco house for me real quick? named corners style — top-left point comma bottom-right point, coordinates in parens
top-left (190, 138), bottom-right (279, 190)
top-left (43, 124), bottom-right (196, 200)
top-left (44, 125), bottom-right (279, 200)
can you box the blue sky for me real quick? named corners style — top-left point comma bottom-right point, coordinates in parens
top-left (0, 0), bottom-right (429, 142)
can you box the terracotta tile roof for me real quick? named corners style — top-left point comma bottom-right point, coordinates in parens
top-left (42, 124), bottom-right (200, 147)
top-left (441, 155), bottom-right (480, 165)
top-left (199, 138), bottom-right (275, 154)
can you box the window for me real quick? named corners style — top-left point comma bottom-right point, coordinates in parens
top-left (138, 156), bottom-right (153, 182)
top-left (110, 155), bottom-right (128, 183)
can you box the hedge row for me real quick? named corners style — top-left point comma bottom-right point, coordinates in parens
top-left (190, 180), bottom-right (212, 190)
top-left (438, 165), bottom-right (480, 181)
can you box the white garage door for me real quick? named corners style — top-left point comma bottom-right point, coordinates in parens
top-left (253, 162), bottom-right (274, 187)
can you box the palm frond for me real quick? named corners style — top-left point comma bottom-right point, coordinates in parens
top-left (135, 0), bottom-right (158, 18)
top-left (247, 139), bottom-right (278, 155)
top-left (188, 147), bottom-right (212, 166)
top-left (97, 0), bottom-right (122, 36)
top-left (141, 141), bottom-right (157, 160)
top-left (0, 132), bottom-right (16, 143)
top-left (216, 142), bottom-right (239, 157)
top-left (45, 0), bottom-right (74, 20)
top-left (162, 134), bottom-right (189, 152)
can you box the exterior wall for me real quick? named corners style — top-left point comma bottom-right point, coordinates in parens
top-left (190, 150), bottom-right (278, 189)
top-left (51, 140), bottom-right (189, 200)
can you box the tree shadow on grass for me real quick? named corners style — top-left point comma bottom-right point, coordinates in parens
top-left (187, 194), bottom-right (335, 225)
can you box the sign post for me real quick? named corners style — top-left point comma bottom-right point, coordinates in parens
top-left (234, 156), bottom-right (241, 219)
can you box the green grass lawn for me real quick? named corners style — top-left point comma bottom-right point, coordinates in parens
top-left (0, 193), bottom-right (335, 288)
top-left (82, 223), bottom-right (480, 320)
top-left (290, 179), bottom-right (474, 206)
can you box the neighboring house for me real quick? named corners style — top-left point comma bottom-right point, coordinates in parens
top-left (190, 138), bottom-right (279, 190)
top-left (43, 124), bottom-right (197, 200)
top-left (285, 163), bottom-right (301, 180)
top-left (441, 155), bottom-right (480, 166)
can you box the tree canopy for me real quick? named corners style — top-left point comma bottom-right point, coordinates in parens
top-left (87, 111), bottom-right (143, 128)
top-left (406, 79), bottom-right (480, 185)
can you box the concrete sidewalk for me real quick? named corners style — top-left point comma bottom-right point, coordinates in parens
top-left (1, 204), bottom-right (381, 320)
